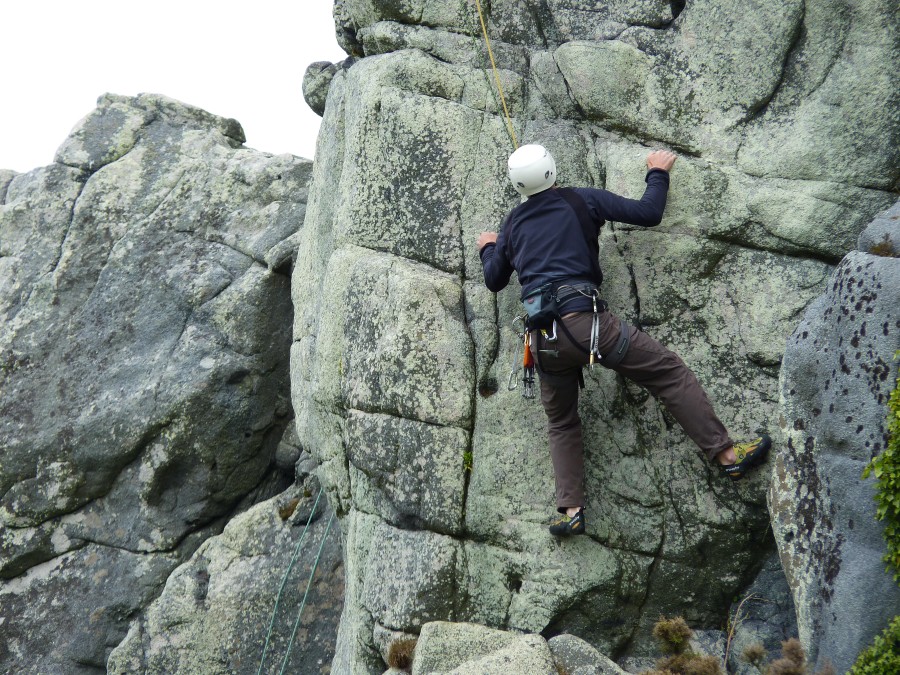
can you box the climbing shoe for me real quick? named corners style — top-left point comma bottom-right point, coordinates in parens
top-left (549, 508), bottom-right (586, 536)
top-left (722, 434), bottom-right (772, 482)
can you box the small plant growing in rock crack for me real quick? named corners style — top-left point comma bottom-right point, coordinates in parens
top-left (869, 234), bottom-right (898, 258)
top-left (278, 498), bottom-right (300, 520)
top-left (725, 593), bottom-right (761, 664)
top-left (653, 616), bottom-right (693, 654)
top-left (757, 638), bottom-right (834, 675)
top-left (742, 642), bottom-right (767, 669)
top-left (862, 351), bottom-right (900, 581)
top-left (463, 450), bottom-right (473, 473)
top-left (641, 616), bottom-right (722, 675)
top-left (387, 637), bottom-right (417, 671)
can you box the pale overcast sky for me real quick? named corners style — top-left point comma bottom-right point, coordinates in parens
top-left (1, 1), bottom-right (347, 173)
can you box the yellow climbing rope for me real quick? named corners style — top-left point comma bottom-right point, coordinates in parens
top-left (473, 0), bottom-right (519, 149)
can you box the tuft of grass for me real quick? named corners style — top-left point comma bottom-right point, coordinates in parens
top-left (278, 498), bottom-right (300, 520)
top-left (656, 653), bottom-right (722, 675)
top-left (387, 638), bottom-right (417, 671)
top-left (869, 234), bottom-right (897, 257)
top-left (653, 616), bottom-right (693, 654)
top-left (742, 642), bottom-right (767, 668)
top-left (645, 616), bottom-right (721, 675)
top-left (463, 450), bottom-right (473, 473)
top-left (766, 638), bottom-right (806, 675)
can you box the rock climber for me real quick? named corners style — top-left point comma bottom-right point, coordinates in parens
top-left (477, 144), bottom-right (771, 536)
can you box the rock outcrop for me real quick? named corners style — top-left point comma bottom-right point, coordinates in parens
top-left (0, 94), bottom-right (343, 673)
top-left (294, 0), bottom-right (897, 672)
top-left (770, 204), bottom-right (900, 673)
top-left (2, 1), bottom-right (898, 672)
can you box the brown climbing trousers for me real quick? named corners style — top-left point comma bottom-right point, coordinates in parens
top-left (531, 310), bottom-right (733, 512)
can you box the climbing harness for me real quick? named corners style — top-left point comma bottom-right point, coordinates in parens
top-left (510, 281), bottom-right (632, 392)
top-left (472, 0), bottom-right (518, 149)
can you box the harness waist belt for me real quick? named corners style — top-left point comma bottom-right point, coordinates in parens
top-left (554, 281), bottom-right (598, 307)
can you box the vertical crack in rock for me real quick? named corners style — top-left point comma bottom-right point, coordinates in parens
top-left (47, 174), bottom-right (89, 281)
top-left (625, 261), bottom-right (643, 329)
top-left (617, 527), bottom-right (667, 659)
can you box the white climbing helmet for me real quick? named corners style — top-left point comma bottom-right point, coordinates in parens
top-left (508, 144), bottom-right (556, 196)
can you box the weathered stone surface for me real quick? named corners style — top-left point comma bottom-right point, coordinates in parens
top-left (347, 410), bottom-right (468, 534)
top-left (738, 0), bottom-right (900, 189)
top-left (548, 634), bottom-right (628, 675)
top-left (412, 622), bottom-right (556, 675)
top-left (304, 60), bottom-right (355, 117)
top-left (362, 523), bottom-right (462, 632)
top-left (0, 93), bottom-right (317, 673)
top-left (411, 621), bottom-right (518, 673)
top-left (725, 552), bottom-right (798, 675)
top-left (444, 634), bottom-right (557, 675)
top-left (291, 1), bottom-right (898, 673)
top-left (858, 200), bottom-right (900, 257)
top-left (770, 244), bottom-right (900, 672)
top-left (0, 542), bottom-right (185, 673)
top-left (0, 170), bottom-right (16, 202)
top-left (107, 481), bottom-right (343, 675)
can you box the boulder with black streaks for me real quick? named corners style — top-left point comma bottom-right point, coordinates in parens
top-left (770, 201), bottom-right (900, 673)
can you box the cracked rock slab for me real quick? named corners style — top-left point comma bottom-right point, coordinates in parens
top-left (107, 484), bottom-right (343, 675)
top-left (0, 93), bottom-right (312, 673)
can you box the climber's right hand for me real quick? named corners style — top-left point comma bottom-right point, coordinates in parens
top-left (646, 150), bottom-right (677, 172)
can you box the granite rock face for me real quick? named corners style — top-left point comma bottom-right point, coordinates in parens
top-left (411, 621), bottom-right (558, 675)
top-left (0, 94), bottom-right (342, 673)
top-left (770, 203), bottom-right (900, 673)
top-left (292, 1), bottom-right (897, 672)
top-left (107, 475), bottom-right (343, 675)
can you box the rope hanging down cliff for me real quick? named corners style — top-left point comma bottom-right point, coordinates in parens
top-left (257, 488), bottom-right (335, 675)
top-left (473, 0), bottom-right (518, 149)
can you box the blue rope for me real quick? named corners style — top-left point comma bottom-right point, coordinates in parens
top-left (279, 509), bottom-right (336, 675)
top-left (256, 487), bottom-right (324, 675)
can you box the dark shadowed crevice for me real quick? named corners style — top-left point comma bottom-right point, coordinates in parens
top-left (670, 0), bottom-right (686, 20)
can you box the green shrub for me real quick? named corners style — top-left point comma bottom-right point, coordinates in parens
top-left (862, 352), bottom-right (900, 580)
top-left (849, 616), bottom-right (900, 674)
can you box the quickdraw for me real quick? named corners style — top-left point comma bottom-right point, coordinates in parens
top-left (507, 315), bottom-right (535, 399)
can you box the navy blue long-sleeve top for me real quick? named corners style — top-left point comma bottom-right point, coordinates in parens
top-left (479, 169), bottom-right (670, 312)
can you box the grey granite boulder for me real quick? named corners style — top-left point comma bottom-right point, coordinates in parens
top-left (0, 170), bottom-right (16, 202)
top-left (292, 0), bottom-right (897, 671)
top-left (303, 59), bottom-right (357, 117)
top-left (107, 478), bottom-right (343, 675)
top-left (858, 201), bottom-right (900, 258)
top-left (770, 234), bottom-right (900, 671)
top-left (548, 634), bottom-right (628, 674)
top-left (411, 621), bottom-right (557, 675)
top-left (0, 93), bottom-right (319, 673)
